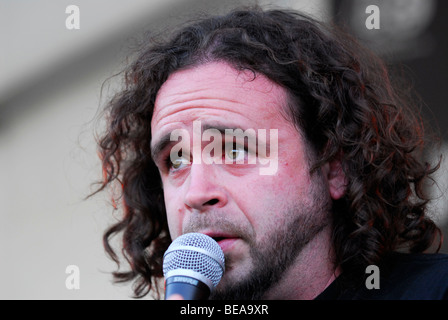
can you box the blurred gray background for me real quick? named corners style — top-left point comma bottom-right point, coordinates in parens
top-left (0, 0), bottom-right (446, 299)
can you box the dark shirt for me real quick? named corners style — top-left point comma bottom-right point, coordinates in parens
top-left (315, 253), bottom-right (448, 300)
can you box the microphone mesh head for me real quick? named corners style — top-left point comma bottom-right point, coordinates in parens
top-left (163, 233), bottom-right (225, 289)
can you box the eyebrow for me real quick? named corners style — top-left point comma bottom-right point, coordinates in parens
top-left (150, 123), bottom-right (261, 163)
top-left (151, 133), bottom-right (174, 163)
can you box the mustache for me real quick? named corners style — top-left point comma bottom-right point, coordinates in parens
top-left (182, 214), bottom-right (253, 242)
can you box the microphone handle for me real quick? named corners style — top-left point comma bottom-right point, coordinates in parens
top-left (165, 275), bottom-right (211, 300)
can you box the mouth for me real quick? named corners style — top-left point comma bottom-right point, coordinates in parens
top-left (201, 232), bottom-right (240, 252)
top-left (210, 236), bottom-right (227, 243)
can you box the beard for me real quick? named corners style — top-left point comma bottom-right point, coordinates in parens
top-left (183, 175), bottom-right (332, 300)
top-left (211, 206), bottom-right (330, 300)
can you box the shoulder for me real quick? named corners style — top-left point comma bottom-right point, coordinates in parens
top-left (317, 252), bottom-right (448, 300)
top-left (371, 252), bottom-right (448, 300)
top-left (385, 252), bottom-right (448, 278)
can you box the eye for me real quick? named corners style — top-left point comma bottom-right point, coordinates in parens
top-left (163, 150), bottom-right (190, 171)
top-left (170, 156), bottom-right (190, 170)
top-left (225, 144), bottom-right (247, 163)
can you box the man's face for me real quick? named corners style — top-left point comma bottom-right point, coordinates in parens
top-left (151, 61), bottom-right (335, 299)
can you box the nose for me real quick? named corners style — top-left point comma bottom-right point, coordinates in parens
top-left (184, 164), bottom-right (228, 211)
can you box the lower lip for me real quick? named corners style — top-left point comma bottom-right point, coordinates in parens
top-left (217, 238), bottom-right (239, 252)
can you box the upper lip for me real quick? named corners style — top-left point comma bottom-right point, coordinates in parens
top-left (199, 231), bottom-right (239, 242)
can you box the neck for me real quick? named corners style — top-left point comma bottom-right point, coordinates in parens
top-left (263, 224), bottom-right (339, 300)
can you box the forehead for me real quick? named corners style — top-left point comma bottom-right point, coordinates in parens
top-left (151, 61), bottom-right (290, 136)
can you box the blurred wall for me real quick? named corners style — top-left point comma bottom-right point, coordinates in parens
top-left (333, 0), bottom-right (448, 251)
top-left (0, 0), bottom-right (330, 300)
top-left (0, 0), bottom-right (446, 299)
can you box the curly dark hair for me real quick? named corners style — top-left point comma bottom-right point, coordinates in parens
top-left (92, 7), bottom-right (442, 298)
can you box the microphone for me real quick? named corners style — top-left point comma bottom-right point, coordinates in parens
top-left (163, 232), bottom-right (225, 300)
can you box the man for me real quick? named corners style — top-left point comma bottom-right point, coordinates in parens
top-left (93, 7), bottom-right (448, 299)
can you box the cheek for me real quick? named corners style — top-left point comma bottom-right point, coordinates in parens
top-left (163, 187), bottom-right (184, 239)
top-left (277, 155), bottom-right (314, 200)
top-left (237, 164), bottom-right (312, 234)
top-left (233, 175), bottom-right (289, 226)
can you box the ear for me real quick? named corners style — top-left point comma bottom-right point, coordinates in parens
top-left (322, 155), bottom-right (347, 200)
